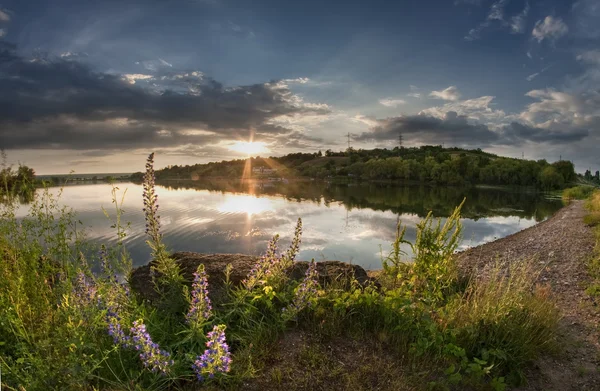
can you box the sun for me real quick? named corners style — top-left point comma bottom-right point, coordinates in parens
top-left (227, 141), bottom-right (269, 156)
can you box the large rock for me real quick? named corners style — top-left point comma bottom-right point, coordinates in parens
top-left (129, 252), bottom-right (375, 304)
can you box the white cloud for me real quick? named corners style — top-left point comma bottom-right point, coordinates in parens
top-left (420, 95), bottom-right (509, 124)
top-left (379, 98), bottom-right (406, 107)
top-left (407, 93), bottom-right (422, 98)
top-left (122, 74), bottom-right (154, 84)
top-left (429, 86), bottom-right (461, 101)
top-left (532, 16), bottom-right (568, 42)
top-left (0, 28), bottom-right (5, 38)
top-left (464, 0), bottom-right (509, 40)
top-left (526, 72), bottom-right (539, 81)
top-left (0, 9), bottom-right (10, 22)
top-left (510, 2), bottom-right (530, 33)
top-left (488, 0), bottom-right (508, 21)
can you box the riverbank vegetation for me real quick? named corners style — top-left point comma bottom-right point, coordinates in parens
top-left (135, 145), bottom-right (577, 190)
top-left (585, 189), bottom-right (600, 297)
top-left (1, 153), bottom-right (561, 390)
top-left (0, 151), bottom-right (36, 202)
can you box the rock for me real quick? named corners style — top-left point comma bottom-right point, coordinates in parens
top-left (129, 252), bottom-right (375, 304)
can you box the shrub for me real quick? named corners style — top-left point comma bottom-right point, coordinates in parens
top-left (562, 185), bottom-right (596, 202)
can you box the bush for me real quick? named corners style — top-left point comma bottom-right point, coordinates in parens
top-left (562, 185), bottom-right (596, 202)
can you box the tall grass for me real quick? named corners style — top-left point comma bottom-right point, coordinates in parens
top-left (562, 185), bottom-right (597, 203)
top-left (0, 153), bottom-right (561, 390)
top-left (585, 190), bottom-right (600, 296)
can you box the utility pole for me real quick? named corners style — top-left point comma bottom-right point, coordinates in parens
top-left (347, 132), bottom-right (351, 149)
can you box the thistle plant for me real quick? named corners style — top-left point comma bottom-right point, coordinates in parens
top-left (130, 319), bottom-right (174, 374)
top-left (282, 260), bottom-right (319, 321)
top-left (142, 153), bottom-right (181, 285)
top-left (192, 325), bottom-right (232, 382)
top-left (186, 264), bottom-right (213, 328)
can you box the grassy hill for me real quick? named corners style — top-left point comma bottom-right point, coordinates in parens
top-left (131, 145), bottom-right (577, 189)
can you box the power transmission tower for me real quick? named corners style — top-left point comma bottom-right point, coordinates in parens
top-left (398, 133), bottom-right (403, 148)
top-left (347, 132), bottom-right (351, 149)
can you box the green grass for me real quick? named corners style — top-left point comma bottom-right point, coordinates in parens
top-left (585, 190), bottom-right (600, 297)
top-left (0, 154), bottom-right (562, 391)
top-left (562, 185), bottom-right (597, 203)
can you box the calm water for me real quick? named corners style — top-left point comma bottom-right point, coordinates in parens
top-left (14, 180), bottom-right (562, 270)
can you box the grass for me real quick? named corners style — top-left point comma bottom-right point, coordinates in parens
top-left (0, 153), bottom-right (562, 391)
top-left (562, 185), bottom-right (597, 203)
top-left (585, 190), bottom-right (600, 297)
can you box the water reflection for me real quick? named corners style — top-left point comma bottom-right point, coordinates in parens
top-left (13, 181), bottom-right (562, 270)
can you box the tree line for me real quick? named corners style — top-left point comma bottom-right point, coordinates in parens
top-left (133, 145), bottom-right (578, 190)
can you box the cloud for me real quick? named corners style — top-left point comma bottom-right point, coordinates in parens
top-left (420, 95), bottom-right (508, 123)
top-left (0, 28), bottom-right (5, 38)
top-left (379, 98), bottom-right (406, 107)
top-left (501, 122), bottom-right (588, 144)
top-left (526, 72), bottom-right (539, 81)
top-left (464, 0), bottom-right (509, 41)
top-left (429, 86), bottom-right (461, 101)
top-left (0, 9), bottom-right (10, 22)
top-left (355, 111), bottom-right (499, 146)
top-left (0, 44), bottom-right (331, 151)
top-left (510, 2), bottom-right (530, 33)
top-left (532, 16), bottom-right (568, 42)
top-left (525, 64), bottom-right (552, 81)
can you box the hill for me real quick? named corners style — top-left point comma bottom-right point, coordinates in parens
top-left (131, 145), bottom-right (577, 189)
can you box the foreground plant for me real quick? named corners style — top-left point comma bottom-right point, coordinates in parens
top-left (130, 319), bottom-right (174, 374)
top-left (192, 325), bottom-right (232, 381)
top-left (187, 264), bottom-right (213, 329)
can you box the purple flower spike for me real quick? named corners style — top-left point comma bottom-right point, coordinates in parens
top-left (192, 325), bottom-right (232, 382)
top-left (186, 264), bottom-right (213, 326)
top-left (130, 319), bottom-right (174, 374)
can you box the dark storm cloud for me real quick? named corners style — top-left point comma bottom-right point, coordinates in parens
top-left (0, 44), bottom-right (330, 150)
top-left (501, 122), bottom-right (589, 144)
top-left (356, 111), bottom-right (499, 146)
top-left (356, 111), bottom-right (591, 148)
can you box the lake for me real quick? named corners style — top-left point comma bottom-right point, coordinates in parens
top-left (14, 180), bottom-right (563, 270)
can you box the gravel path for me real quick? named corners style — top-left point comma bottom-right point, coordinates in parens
top-left (457, 200), bottom-right (600, 390)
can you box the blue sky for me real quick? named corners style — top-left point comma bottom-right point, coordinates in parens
top-left (0, 0), bottom-right (599, 173)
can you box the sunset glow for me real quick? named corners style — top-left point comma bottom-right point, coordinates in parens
top-left (227, 141), bottom-right (269, 156)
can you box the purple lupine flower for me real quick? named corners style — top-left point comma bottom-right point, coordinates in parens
top-left (186, 264), bottom-right (213, 326)
top-left (73, 271), bottom-right (98, 308)
top-left (130, 319), bottom-right (174, 374)
top-left (192, 325), bottom-right (232, 382)
top-left (282, 260), bottom-right (319, 320)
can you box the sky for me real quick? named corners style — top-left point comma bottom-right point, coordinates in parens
top-left (0, 0), bottom-right (599, 174)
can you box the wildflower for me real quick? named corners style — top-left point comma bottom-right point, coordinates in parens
top-left (192, 325), bottom-right (232, 382)
top-left (243, 235), bottom-right (280, 290)
top-left (130, 319), bottom-right (174, 374)
top-left (143, 153), bottom-right (162, 245)
top-left (72, 271), bottom-right (98, 308)
top-left (281, 218), bottom-right (302, 268)
top-left (186, 264), bottom-right (213, 326)
top-left (106, 305), bottom-right (129, 346)
top-left (282, 260), bottom-right (319, 321)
